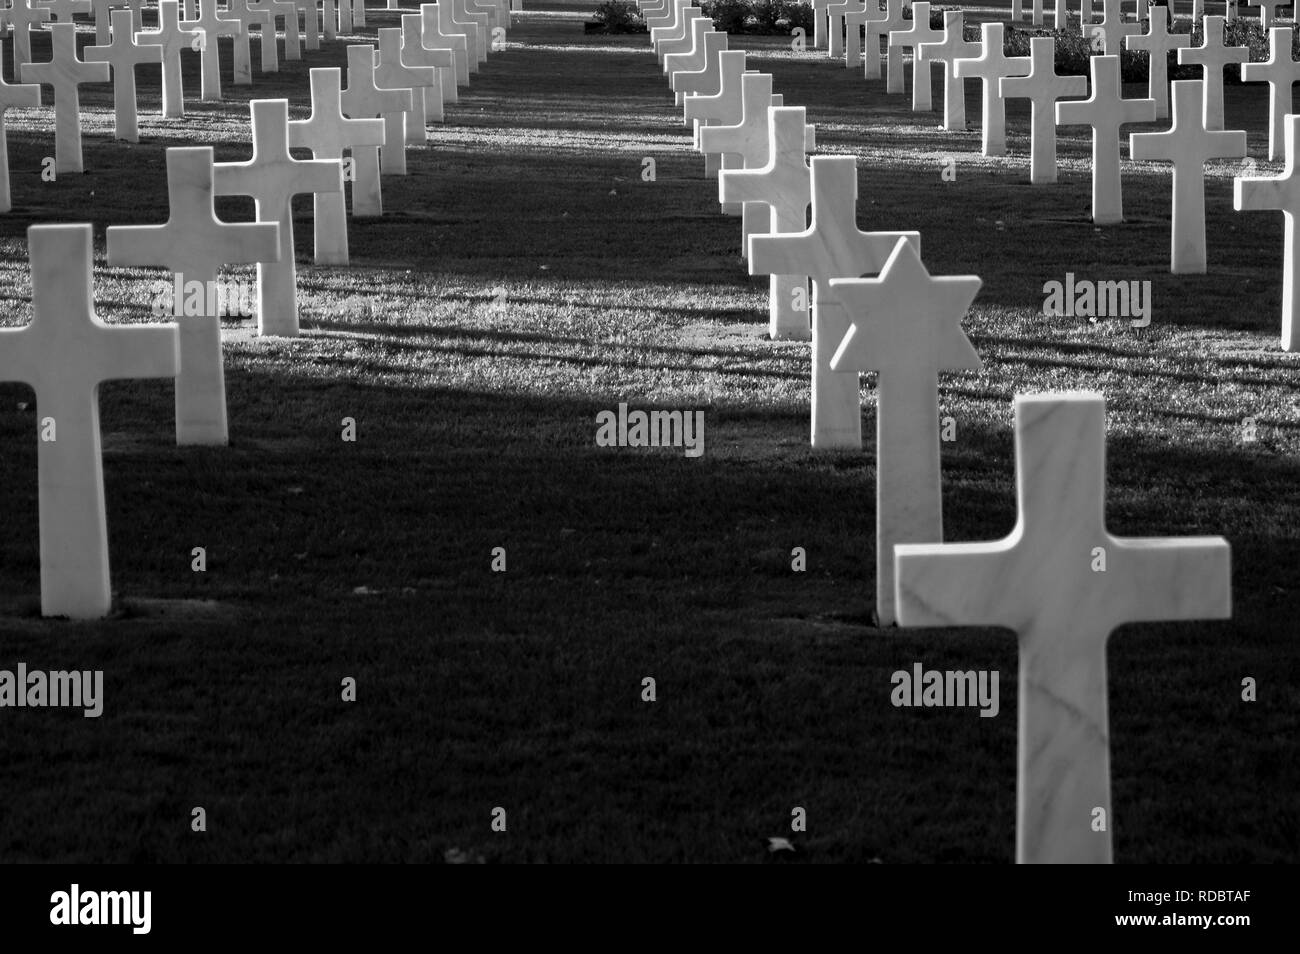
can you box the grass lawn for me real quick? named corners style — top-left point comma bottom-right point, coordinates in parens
top-left (0, 0), bottom-right (1296, 863)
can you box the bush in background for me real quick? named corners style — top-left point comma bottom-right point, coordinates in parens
top-left (592, 0), bottom-right (648, 33)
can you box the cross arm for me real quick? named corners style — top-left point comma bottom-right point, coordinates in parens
top-left (895, 538), bottom-right (1022, 630)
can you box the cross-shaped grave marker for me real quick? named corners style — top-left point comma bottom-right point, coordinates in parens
top-left (0, 224), bottom-right (177, 619)
top-left (837, 0), bottom-right (868, 70)
top-left (719, 106), bottom-right (814, 340)
top-left (433, 1), bottom-right (477, 86)
top-left (420, 1), bottom-right (469, 102)
top-left (6, 0), bottom-right (52, 72)
top-left (683, 49), bottom-right (749, 182)
top-left (1055, 54), bottom-right (1156, 224)
top-left (650, 0), bottom-right (690, 55)
top-left (825, 0), bottom-right (859, 61)
top-left (377, 26), bottom-right (437, 147)
top-left (213, 99), bottom-right (343, 336)
top-left (1131, 79), bottom-right (1245, 273)
top-left (889, 1), bottom-right (943, 111)
top-left (451, 0), bottom-right (490, 63)
top-left (1240, 26), bottom-right (1300, 162)
top-left (323, 0), bottom-right (336, 41)
top-left (1001, 36), bottom-right (1088, 184)
top-left (134, 0), bottom-right (198, 119)
top-left (828, 238), bottom-right (982, 628)
top-left (85, 8), bottom-right (162, 143)
top-left (352, 0), bottom-right (365, 28)
top-left (918, 9), bottom-right (979, 131)
top-left (20, 21), bottom-right (110, 174)
top-left (1124, 6), bottom-right (1190, 121)
top-left (0, 44), bottom-right (40, 213)
top-left (664, 15), bottom-right (708, 78)
top-left (36, 0), bottom-right (91, 24)
top-left (290, 0), bottom-right (319, 52)
top-left (288, 68), bottom-right (385, 266)
top-left (1178, 14), bottom-right (1248, 130)
top-left (343, 42), bottom-right (412, 195)
top-left (1235, 113), bottom-right (1300, 350)
top-left (895, 391), bottom-right (1231, 864)
top-left (224, 0), bottom-right (272, 85)
top-left (811, 0), bottom-right (832, 49)
top-left (181, 0), bottom-right (243, 102)
top-left (249, 0), bottom-right (298, 71)
top-left (671, 27), bottom-right (726, 107)
top-left (106, 147), bottom-right (280, 445)
top-left (1089, 0), bottom-right (1141, 53)
top-left (864, 0), bottom-right (910, 90)
top-left (339, 0), bottom-right (352, 33)
top-left (445, 0), bottom-right (485, 67)
top-left (401, 11), bottom-right (451, 124)
top-left (954, 22), bottom-right (1031, 157)
top-left (1250, 0), bottom-right (1287, 25)
top-left (90, 0), bottom-right (128, 44)
top-left (749, 156), bottom-right (920, 450)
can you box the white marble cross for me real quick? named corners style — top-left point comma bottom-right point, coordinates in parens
top-left (683, 49), bottom-right (749, 185)
top-left (811, 0), bottom-right (833, 49)
top-left (837, 0), bottom-right (867, 70)
top-left (89, 0), bottom-right (127, 44)
top-left (377, 26), bottom-right (436, 146)
top-left (1001, 36), bottom-right (1087, 184)
top-left (181, 0), bottom-right (242, 102)
top-left (664, 15), bottom-right (708, 77)
top-left (1055, 54), bottom-right (1155, 224)
top-left (864, 0), bottom-right (910, 90)
top-left (1123, 6), bottom-right (1190, 120)
top-left (224, 0), bottom-right (272, 86)
top-left (671, 28), bottom-right (726, 107)
top-left (213, 99), bottom-right (343, 337)
top-left (0, 224), bottom-right (177, 619)
top-left (36, 0), bottom-right (91, 23)
top-left (749, 155), bottom-right (920, 450)
top-left (1250, 0), bottom-right (1287, 25)
top-left (288, 68), bottom-right (385, 266)
top-left (353, 0), bottom-right (366, 27)
top-left (829, 238), bottom-right (981, 628)
top-left (1131, 79), bottom-right (1245, 274)
top-left (826, 0), bottom-right (859, 61)
top-left (5, 0), bottom-right (51, 72)
top-left (0, 44), bottom-right (40, 213)
top-left (134, 0), bottom-right (197, 119)
top-left (419, 2), bottom-right (468, 102)
top-left (249, 0), bottom-right (298, 70)
top-left (1240, 26), bottom-right (1300, 162)
top-left (889, 1), bottom-right (942, 111)
top-left (339, 0), bottom-right (352, 32)
top-left (343, 42), bottom-right (412, 190)
top-left (1235, 113), bottom-right (1300, 350)
top-left (323, 0), bottom-right (336, 40)
top-left (84, 8), bottom-right (161, 143)
top-left (954, 23), bottom-right (1031, 157)
top-left (445, 0), bottom-right (485, 67)
top-left (1178, 15), bottom-right (1248, 130)
top-left (676, 35), bottom-right (736, 127)
top-left (719, 106), bottom-right (814, 341)
top-left (895, 391), bottom-right (1232, 864)
top-left (400, 12), bottom-right (451, 124)
top-left (19, 22), bottom-right (110, 174)
top-left (291, 0), bottom-right (319, 51)
top-left (106, 147), bottom-right (280, 445)
top-left (1091, 0), bottom-right (1141, 53)
top-left (450, 0), bottom-right (489, 63)
top-left (918, 9), bottom-right (979, 131)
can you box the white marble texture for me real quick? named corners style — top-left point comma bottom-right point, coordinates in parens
top-left (377, 26), bottom-right (436, 146)
top-left (106, 147), bottom-right (279, 446)
top-left (0, 224), bottom-right (177, 618)
top-left (699, 72), bottom-right (782, 255)
top-left (450, 0), bottom-right (490, 63)
top-left (0, 44), bottom-right (40, 213)
top-left (828, 239), bottom-right (981, 627)
top-left (1001, 37), bottom-right (1087, 184)
top-left (1234, 113), bottom-right (1300, 350)
top-left (1055, 54), bottom-right (1155, 225)
top-left (895, 392), bottom-right (1232, 864)
top-left (419, 3), bottom-right (468, 101)
top-left (224, 0), bottom-right (272, 86)
top-left (136, 0), bottom-right (200, 118)
top-left (863, 0), bottom-right (909, 88)
top-left (1178, 16), bottom-right (1247, 130)
top-left (749, 156), bottom-right (920, 451)
top-left (1131, 79), bottom-right (1245, 274)
top-left (954, 23), bottom-right (1030, 157)
top-left (649, 0), bottom-right (691, 52)
top-left (343, 42), bottom-right (412, 190)
top-left (435, 0), bottom-right (478, 80)
top-left (84, 8), bottom-right (160, 142)
top-left (401, 12), bottom-right (451, 123)
top-left (889, 2), bottom-right (942, 110)
top-left (6, 1), bottom-right (52, 72)
top-left (670, 29), bottom-right (725, 107)
top-left (180, 0), bottom-right (242, 103)
top-left (664, 17), bottom-right (708, 78)
top-left (1090, 0), bottom-right (1140, 53)
top-left (1124, 7), bottom-right (1189, 121)
top-left (248, 0), bottom-right (297, 71)
top-left (918, 10), bottom-right (979, 131)
top-left (19, 22), bottom-right (111, 174)
top-left (1240, 27), bottom-right (1300, 162)
top-left (213, 99), bottom-right (343, 337)
top-left (719, 106), bottom-right (814, 340)
top-left (682, 50), bottom-right (749, 189)
top-left (288, 68), bottom-right (385, 266)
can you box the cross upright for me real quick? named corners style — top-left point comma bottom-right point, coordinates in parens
top-left (719, 106), bottom-right (814, 341)
top-left (1240, 26), bottom-right (1300, 162)
top-left (836, 0), bottom-right (867, 70)
top-left (288, 68), bottom-right (385, 266)
top-left (36, 0), bottom-right (91, 24)
top-left (1178, 15), bottom-right (1248, 130)
top-left (1131, 79), bottom-right (1245, 274)
top-left (451, 0), bottom-right (490, 63)
top-left (954, 23), bottom-right (1031, 157)
top-left (889, 1), bottom-right (943, 111)
top-left (322, 0), bottom-right (336, 41)
top-left (1055, 54), bottom-right (1156, 225)
top-left (651, 1), bottom-right (692, 60)
top-left (918, 10), bottom-right (979, 131)
top-left (682, 49), bottom-right (749, 180)
top-left (90, 0), bottom-right (129, 44)
top-left (19, 22), bottom-right (110, 174)
top-left (181, 0), bottom-right (243, 102)
top-left (671, 30), bottom-right (727, 107)
top-left (401, 12), bottom-right (451, 124)
top-left (1250, 0), bottom-right (1286, 25)
top-left (377, 26), bottom-right (437, 147)
top-left (1091, 0), bottom-right (1141, 53)
top-left (895, 392), bottom-right (1231, 864)
top-left (6, 0), bottom-right (52, 72)
top-left (352, 0), bottom-right (365, 27)
top-left (290, 0), bottom-right (320, 52)
top-left (343, 42), bottom-right (413, 192)
top-left (1001, 36), bottom-right (1088, 184)
top-left (1234, 113), bottom-right (1300, 350)
top-left (1124, 6), bottom-right (1191, 120)
top-left (224, 0), bottom-right (272, 86)
top-left (828, 238), bottom-right (982, 627)
top-left (675, 35), bottom-right (735, 126)
top-left (213, 99), bottom-right (343, 337)
top-left (106, 147), bottom-right (280, 445)
top-left (825, 0), bottom-right (860, 61)
top-left (1, 224), bottom-right (177, 619)
top-left (810, 0), bottom-right (832, 49)
top-left (749, 156), bottom-right (921, 450)
top-left (136, 0), bottom-right (201, 119)
top-left (420, 1), bottom-right (470, 103)
top-left (0, 43), bottom-right (40, 213)
top-left (339, 0), bottom-right (353, 33)
top-left (863, 0), bottom-right (910, 90)
top-left (85, 8), bottom-right (162, 143)
top-left (248, 0), bottom-right (297, 70)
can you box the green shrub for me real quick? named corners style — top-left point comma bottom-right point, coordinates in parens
top-left (702, 0), bottom-right (754, 33)
top-left (592, 0), bottom-right (648, 33)
top-left (785, 0), bottom-right (814, 34)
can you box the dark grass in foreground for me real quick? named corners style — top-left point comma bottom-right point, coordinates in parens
top-left (0, 3), bottom-right (1296, 862)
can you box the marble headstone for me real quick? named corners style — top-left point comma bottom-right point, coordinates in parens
top-left (377, 26), bottom-right (437, 146)
top-left (342, 42), bottom-right (413, 186)
top-left (889, 1), bottom-right (942, 111)
top-left (19, 22), bottom-right (111, 174)
top-left (0, 44), bottom-right (40, 213)
top-left (135, 0), bottom-right (200, 118)
top-left (1001, 36), bottom-right (1087, 184)
top-left (1124, 6), bottom-right (1190, 121)
top-left (954, 23), bottom-right (1031, 157)
top-left (918, 10), bottom-right (979, 131)
top-left (84, 8), bottom-right (161, 143)
top-left (400, 12), bottom-right (452, 124)
top-left (1178, 15), bottom-right (1248, 130)
top-left (1240, 26), bottom-right (1300, 162)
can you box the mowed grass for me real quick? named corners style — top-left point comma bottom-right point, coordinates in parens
top-left (0, 1), bottom-right (1296, 863)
